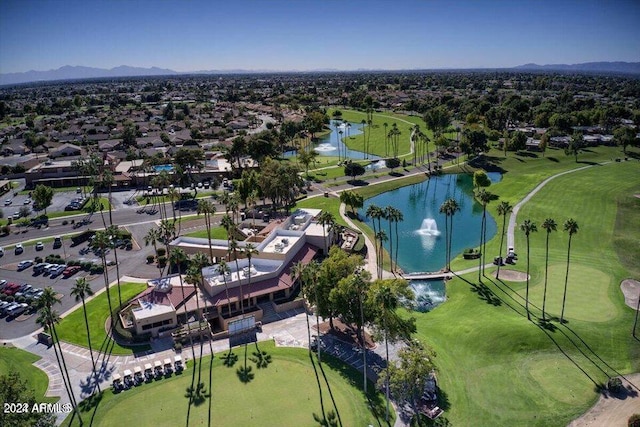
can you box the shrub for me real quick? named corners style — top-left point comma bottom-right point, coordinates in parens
top-left (5, 296), bottom-right (14, 303)
top-left (157, 256), bottom-right (167, 267)
top-left (81, 262), bottom-right (93, 271)
top-left (174, 342), bottom-right (183, 352)
top-left (146, 255), bottom-right (155, 264)
top-left (34, 256), bottom-right (43, 263)
top-left (1, 225), bottom-right (10, 235)
top-left (608, 377), bottom-right (623, 393)
top-left (629, 414), bottom-right (640, 427)
top-left (62, 220), bottom-right (68, 226)
top-left (16, 296), bottom-right (26, 303)
top-left (156, 247), bottom-right (166, 257)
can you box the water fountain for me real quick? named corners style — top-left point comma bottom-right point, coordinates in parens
top-left (416, 218), bottom-right (441, 236)
top-left (314, 143), bottom-right (337, 152)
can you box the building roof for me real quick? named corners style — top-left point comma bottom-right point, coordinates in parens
top-left (209, 243), bottom-right (317, 306)
top-left (135, 284), bottom-right (197, 311)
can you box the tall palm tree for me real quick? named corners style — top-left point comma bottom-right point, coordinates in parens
top-left (375, 230), bottom-right (388, 279)
top-left (106, 225), bottom-right (123, 307)
top-left (291, 261), bottom-right (313, 350)
top-left (168, 186), bottom-right (180, 222)
top-left (229, 238), bottom-right (243, 313)
top-left (242, 243), bottom-right (259, 314)
top-left (91, 230), bottom-right (114, 326)
top-left (477, 189), bottom-right (494, 281)
top-left (496, 201), bottom-right (513, 279)
top-left (520, 220), bottom-right (538, 320)
top-left (384, 206), bottom-right (394, 274)
top-left (360, 119), bottom-right (367, 159)
top-left (560, 219), bottom-right (579, 323)
top-left (36, 289), bottom-right (82, 424)
top-left (70, 278), bottom-right (100, 394)
top-left (390, 208), bottom-right (404, 272)
top-left (439, 199), bottom-right (454, 271)
top-left (383, 122), bottom-right (389, 157)
top-left (541, 218), bottom-right (557, 320)
top-left (317, 210), bottom-right (336, 256)
top-left (216, 259), bottom-right (233, 318)
top-left (197, 199), bottom-right (217, 264)
top-left (169, 248), bottom-right (196, 361)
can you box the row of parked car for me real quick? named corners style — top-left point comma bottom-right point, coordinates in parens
top-left (0, 279), bottom-right (44, 318)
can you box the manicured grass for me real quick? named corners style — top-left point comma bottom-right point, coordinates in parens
top-left (185, 225), bottom-right (228, 240)
top-left (64, 341), bottom-right (390, 427)
top-left (0, 347), bottom-right (58, 404)
top-left (55, 282), bottom-right (149, 356)
top-left (412, 155), bottom-right (640, 425)
top-left (295, 196), bottom-right (347, 228)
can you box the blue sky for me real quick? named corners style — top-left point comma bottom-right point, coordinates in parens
top-left (1, 0), bottom-right (639, 73)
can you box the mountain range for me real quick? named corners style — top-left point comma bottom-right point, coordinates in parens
top-left (1, 62), bottom-right (639, 86)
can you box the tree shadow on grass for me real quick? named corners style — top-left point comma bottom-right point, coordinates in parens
top-left (237, 344), bottom-right (255, 383)
top-left (185, 381), bottom-right (210, 407)
top-left (348, 179), bottom-right (369, 187)
top-left (250, 342), bottom-right (272, 369)
top-left (469, 282), bottom-right (502, 306)
top-left (309, 352), bottom-right (327, 425)
top-left (576, 160), bottom-right (600, 165)
top-left (318, 359), bottom-right (343, 427)
top-left (546, 157), bottom-right (559, 162)
top-left (222, 350), bottom-right (238, 367)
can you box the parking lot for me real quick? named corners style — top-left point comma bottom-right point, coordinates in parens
top-left (0, 235), bottom-right (118, 337)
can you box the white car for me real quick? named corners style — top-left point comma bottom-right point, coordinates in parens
top-left (23, 198), bottom-right (32, 205)
top-left (35, 242), bottom-right (44, 251)
top-left (0, 247), bottom-right (4, 256)
top-left (14, 244), bottom-right (24, 255)
top-left (17, 259), bottom-right (34, 271)
top-left (4, 199), bottom-right (11, 206)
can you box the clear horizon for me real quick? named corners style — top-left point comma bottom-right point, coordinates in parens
top-left (1, 0), bottom-right (639, 74)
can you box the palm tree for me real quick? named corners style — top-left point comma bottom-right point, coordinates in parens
top-left (106, 225), bottom-right (123, 307)
top-left (560, 219), bottom-right (579, 323)
top-left (90, 230), bottom-right (114, 326)
top-left (375, 230), bottom-right (388, 279)
top-left (242, 243), bottom-right (259, 313)
top-left (168, 186), bottom-right (180, 222)
top-left (169, 248), bottom-right (196, 361)
top-left (229, 238), bottom-right (243, 313)
top-left (383, 122), bottom-right (389, 156)
top-left (197, 199), bottom-right (217, 264)
top-left (70, 278), bottom-right (100, 394)
top-left (360, 119), bottom-right (367, 159)
top-left (317, 210), bottom-right (336, 256)
top-left (390, 208), bottom-right (404, 272)
top-left (291, 261), bottom-right (312, 348)
top-left (520, 220), bottom-right (538, 320)
top-left (477, 189), bottom-right (494, 281)
top-left (541, 218), bottom-right (557, 320)
top-left (36, 289), bottom-right (82, 424)
top-left (144, 227), bottom-right (162, 259)
top-left (496, 201), bottom-right (513, 279)
top-left (216, 260), bottom-right (233, 317)
top-left (384, 206), bottom-right (394, 274)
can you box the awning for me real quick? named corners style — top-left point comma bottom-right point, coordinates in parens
top-left (154, 361), bottom-right (162, 368)
top-left (144, 363), bottom-right (153, 371)
top-left (164, 358), bottom-right (172, 366)
top-left (174, 355), bottom-right (182, 363)
top-left (134, 366), bottom-right (142, 374)
top-left (123, 369), bottom-right (132, 377)
top-left (112, 373), bottom-right (121, 381)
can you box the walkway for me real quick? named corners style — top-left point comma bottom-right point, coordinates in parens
top-left (506, 162), bottom-right (610, 251)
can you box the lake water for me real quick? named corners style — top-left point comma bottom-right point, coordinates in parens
top-left (360, 173), bottom-right (500, 310)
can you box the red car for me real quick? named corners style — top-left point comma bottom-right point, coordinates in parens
top-left (62, 265), bottom-right (81, 277)
top-left (3, 283), bottom-right (21, 296)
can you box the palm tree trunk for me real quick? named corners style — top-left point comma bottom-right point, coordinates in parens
top-left (478, 210), bottom-right (485, 282)
top-left (542, 234), bottom-right (550, 320)
top-left (51, 323), bottom-right (82, 423)
top-left (384, 319), bottom-right (390, 423)
top-left (560, 236), bottom-right (573, 323)
top-left (497, 215), bottom-right (507, 278)
top-left (394, 221), bottom-right (400, 273)
top-left (444, 214), bottom-right (450, 271)
top-left (82, 299), bottom-right (100, 393)
top-left (526, 238), bottom-right (531, 320)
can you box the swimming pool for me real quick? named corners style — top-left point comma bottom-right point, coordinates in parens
top-left (153, 164), bottom-right (174, 172)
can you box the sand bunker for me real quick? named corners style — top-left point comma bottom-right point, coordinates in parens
top-left (494, 269), bottom-right (528, 282)
top-left (621, 279), bottom-right (640, 310)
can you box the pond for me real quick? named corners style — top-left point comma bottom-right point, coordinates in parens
top-left (360, 173), bottom-right (500, 310)
top-left (287, 120), bottom-right (379, 160)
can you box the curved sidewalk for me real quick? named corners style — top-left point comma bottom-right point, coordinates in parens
top-left (506, 162), bottom-right (610, 250)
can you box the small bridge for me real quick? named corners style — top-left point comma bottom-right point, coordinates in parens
top-left (402, 272), bottom-right (452, 280)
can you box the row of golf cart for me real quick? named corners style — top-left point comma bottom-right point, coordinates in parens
top-left (494, 247), bottom-right (518, 266)
top-left (112, 356), bottom-right (184, 392)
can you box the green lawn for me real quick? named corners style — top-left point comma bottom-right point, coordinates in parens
top-left (295, 196), bottom-right (347, 228)
top-left (64, 341), bottom-right (391, 427)
top-left (185, 225), bottom-right (228, 240)
top-left (412, 155), bottom-right (640, 426)
top-left (0, 347), bottom-right (58, 404)
top-left (55, 282), bottom-right (149, 356)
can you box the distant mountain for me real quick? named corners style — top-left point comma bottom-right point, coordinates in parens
top-left (513, 61), bottom-right (640, 74)
top-left (0, 65), bottom-right (178, 86)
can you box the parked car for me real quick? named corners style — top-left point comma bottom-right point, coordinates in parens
top-left (1, 302), bottom-right (19, 315)
top-left (14, 244), bottom-right (24, 255)
top-left (17, 259), bottom-right (34, 271)
top-left (7, 303), bottom-right (29, 317)
top-left (62, 265), bottom-right (81, 277)
top-left (3, 283), bottom-right (21, 296)
top-left (4, 199), bottom-right (11, 206)
top-left (33, 263), bottom-right (47, 274)
top-left (15, 284), bottom-right (33, 298)
top-left (23, 198), bottom-right (32, 205)
top-left (0, 247), bottom-right (4, 256)
top-left (35, 242), bottom-right (44, 251)
top-left (53, 237), bottom-right (62, 249)
top-left (49, 264), bottom-right (66, 278)
top-left (0, 279), bottom-right (7, 290)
